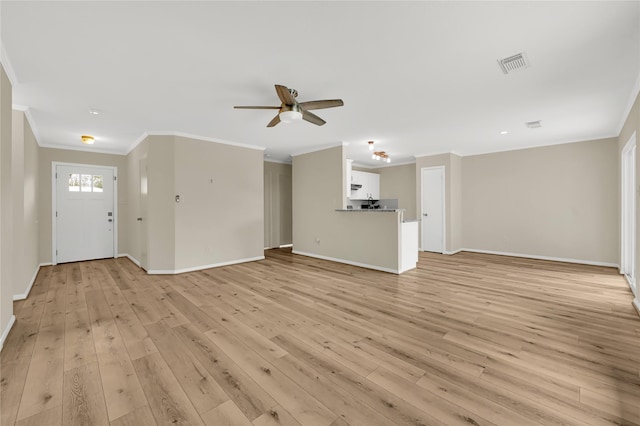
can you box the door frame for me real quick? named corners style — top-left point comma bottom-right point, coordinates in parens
top-left (420, 165), bottom-right (446, 253)
top-left (621, 132), bottom-right (636, 294)
top-left (51, 162), bottom-right (118, 265)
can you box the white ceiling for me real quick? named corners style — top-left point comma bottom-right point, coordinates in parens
top-left (2, 1), bottom-right (639, 166)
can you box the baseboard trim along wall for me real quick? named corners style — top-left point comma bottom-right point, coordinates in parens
top-left (458, 248), bottom-right (619, 268)
top-left (117, 253), bottom-right (141, 267)
top-left (0, 315), bottom-right (16, 352)
top-left (13, 263), bottom-right (52, 301)
top-left (443, 249), bottom-right (463, 255)
top-left (633, 299), bottom-right (640, 318)
top-left (292, 250), bottom-right (400, 274)
top-left (146, 256), bottom-right (265, 275)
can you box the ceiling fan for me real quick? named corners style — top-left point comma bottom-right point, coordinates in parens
top-left (234, 84), bottom-right (344, 127)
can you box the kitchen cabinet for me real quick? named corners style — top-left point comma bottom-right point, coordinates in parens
top-left (346, 159), bottom-right (353, 197)
top-left (351, 170), bottom-right (380, 200)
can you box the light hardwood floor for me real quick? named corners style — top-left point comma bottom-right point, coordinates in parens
top-left (1, 249), bottom-right (639, 426)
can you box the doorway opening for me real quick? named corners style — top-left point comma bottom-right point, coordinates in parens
top-left (621, 132), bottom-right (636, 295)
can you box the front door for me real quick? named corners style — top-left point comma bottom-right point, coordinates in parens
top-left (55, 164), bottom-right (116, 263)
top-left (421, 166), bottom-right (445, 253)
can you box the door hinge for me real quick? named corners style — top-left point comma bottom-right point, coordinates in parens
top-left (114, 176), bottom-right (117, 181)
top-left (56, 249), bottom-right (58, 255)
top-left (56, 211), bottom-right (58, 217)
top-left (55, 172), bottom-right (57, 179)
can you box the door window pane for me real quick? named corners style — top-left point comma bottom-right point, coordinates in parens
top-left (93, 175), bottom-right (103, 192)
top-left (68, 173), bottom-right (80, 191)
top-left (81, 174), bottom-right (92, 192)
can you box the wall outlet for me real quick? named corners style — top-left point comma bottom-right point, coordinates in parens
top-left (315, 237), bottom-right (320, 244)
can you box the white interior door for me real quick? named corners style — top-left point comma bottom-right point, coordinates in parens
top-left (55, 164), bottom-right (116, 264)
top-left (421, 166), bottom-right (445, 253)
top-left (621, 134), bottom-right (636, 294)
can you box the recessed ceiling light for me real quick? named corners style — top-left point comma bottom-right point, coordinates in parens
top-left (88, 109), bottom-right (100, 115)
top-left (81, 135), bottom-right (95, 144)
top-left (500, 131), bottom-right (508, 135)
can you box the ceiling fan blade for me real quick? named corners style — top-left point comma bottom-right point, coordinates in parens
top-left (298, 99), bottom-right (344, 111)
top-left (275, 85), bottom-right (295, 105)
top-left (234, 106), bottom-right (281, 109)
top-left (267, 114), bottom-right (281, 127)
top-left (302, 110), bottom-right (326, 126)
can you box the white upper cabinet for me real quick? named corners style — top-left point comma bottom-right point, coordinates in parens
top-left (346, 159), bottom-right (353, 198)
top-left (351, 170), bottom-right (380, 200)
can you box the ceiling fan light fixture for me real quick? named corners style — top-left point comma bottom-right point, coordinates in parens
top-left (368, 141), bottom-right (375, 150)
top-left (81, 135), bottom-right (95, 144)
top-left (279, 110), bottom-right (302, 123)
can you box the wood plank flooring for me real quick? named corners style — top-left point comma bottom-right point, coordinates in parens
top-left (1, 249), bottom-right (639, 425)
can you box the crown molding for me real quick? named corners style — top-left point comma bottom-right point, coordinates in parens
top-left (38, 142), bottom-right (125, 156)
top-left (0, 43), bottom-right (19, 86)
top-left (12, 105), bottom-right (43, 146)
top-left (126, 131), bottom-right (266, 155)
top-left (264, 158), bottom-right (292, 165)
top-left (414, 150), bottom-right (463, 158)
top-left (289, 141), bottom-right (346, 157)
top-left (352, 159), bottom-right (416, 169)
top-left (617, 70), bottom-right (640, 135)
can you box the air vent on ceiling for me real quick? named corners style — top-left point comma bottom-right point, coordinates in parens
top-left (526, 120), bottom-right (542, 128)
top-left (497, 52), bottom-right (530, 74)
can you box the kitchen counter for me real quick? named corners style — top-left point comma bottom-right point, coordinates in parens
top-left (335, 209), bottom-right (401, 212)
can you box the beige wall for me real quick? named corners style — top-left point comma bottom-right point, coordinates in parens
top-left (415, 153), bottom-right (463, 253)
top-left (11, 111), bottom-right (24, 299)
top-left (264, 161), bottom-right (292, 248)
top-left (11, 112), bottom-right (39, 298)
top-left (146, 136), bottom-right (175, 271)
top-left (1, 65), bottom-right (13, 341)
top-left (173, 136), bottom-right (264, 271)
top-left (293, 146), bottom-right (400, 272)
top-left (378, 163), bottom-right (417, 221)
top-left (126, 135), bottom-right (265, 272)
top-left (38, 148), bottom-right (128, 264)
top-left (462, 138), bottom-right (619, 264)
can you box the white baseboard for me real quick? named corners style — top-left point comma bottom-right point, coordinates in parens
top-left (460, 248), bottom-right (619, 268)
top-left (146, 256), bottom-right (265, 275)
top-left (292, 250), bottom-right (400, 274)
top-left (13, 263), bottom-right (52, 301)
top-left (0, 315), bottom-right (16, 352)
top-left (279, 244), bottom-right (293, 248)
top-left (443, 249), bottom-right (463, 255)
top-left (117, 253), bottom-right (141, 267)
top-left (633, 298), bottom-right (640, 317)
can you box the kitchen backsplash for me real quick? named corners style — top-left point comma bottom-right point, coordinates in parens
top-left (347, 198), bottom-right (399, 209)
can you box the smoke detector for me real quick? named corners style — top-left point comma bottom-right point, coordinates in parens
top-left (526, 120), bottom-right (542, 128)
top-left (497, 52), bottom-right (530, 74)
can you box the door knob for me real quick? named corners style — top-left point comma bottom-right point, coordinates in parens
top-left (136, 217), bottom-right (143, 221)
top-left (423, 213), bottom-right (428, 216)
